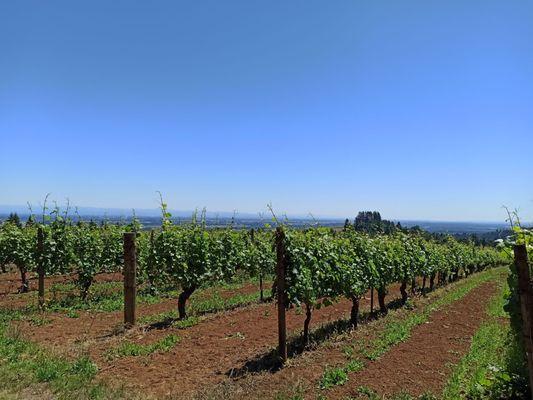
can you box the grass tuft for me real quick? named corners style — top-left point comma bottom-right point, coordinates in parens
top-left (319, 366), bottom-right (348, 389)
top-left (106, 334), bottom-right (180, 359)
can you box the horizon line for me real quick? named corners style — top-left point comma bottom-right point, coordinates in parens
top-left (0, 204), bottom-right (515, 225)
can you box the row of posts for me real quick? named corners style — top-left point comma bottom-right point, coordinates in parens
top-left (33, 228), bottom-right (289, 364)
top-left (34, 228), bottom-right (138, 326)
top-left (29, 227), bottom-right (395, 365)
top-left (120, 230), bottom-right (289, 359)
top-left (31, 231), bottom-right (533, 386)
top-left (35, 230), bottom-right (533, 374)
top-left (121, 230), bottom-right (285, 348)
top-left (121, 230), bottom-right (287, 360)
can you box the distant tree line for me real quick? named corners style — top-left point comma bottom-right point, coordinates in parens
top-left (344, 211), bottom-right (402, 235)
top-left (4, 210), bottom-right (517, 248)
top-left (6, 213), bottom-right (22, 228)
top-left (343, 211), bottom-right (512, 247)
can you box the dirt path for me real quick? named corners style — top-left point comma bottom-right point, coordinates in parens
top-left (3, 268), bottom-right (504, 399)
top-left (193, 274), bottom-right (502, 400)
top-left (19, 281), bottom-right (265, 346)
top-left (326, 279), bottom-right (498, 399)
top-left (18, 281), bottom-right (407, 398)
top-left (92, 298), bottom-right (356, 397)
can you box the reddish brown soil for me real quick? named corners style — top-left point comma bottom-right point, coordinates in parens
top-left (191, 276), bottom-right (503, 400)
top-left (19, 281), bottom-right (267, 347)
top-left (19, 280), bottom-right (409, 399)
top-left (92, 299), bottom-right (357, 397)
top-left (3, 265), bottom-right (502, 400)
top-left (92, 293), bottom-right (394, 398)
top-left (327, 280), bottom-right (498, 399)
top-left (5, 275), bottom-right (433, 400)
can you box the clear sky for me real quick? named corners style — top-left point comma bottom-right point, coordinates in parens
top-left (1, 0), bottom-right (532, 221)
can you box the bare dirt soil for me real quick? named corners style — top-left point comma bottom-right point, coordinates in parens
top-left (327, 280), bottom-right (498, 398)
top-left (4, 271), bottom-right (495, 400)
top-left (15, 277), bottom-right (409, 399)
top-left (17, 281), bottom-right (266, 348)
top-left (193, 278), bottom-right (500, 400)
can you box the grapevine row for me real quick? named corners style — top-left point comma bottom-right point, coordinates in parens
top-left (0, 213), bottom-right (505, 333)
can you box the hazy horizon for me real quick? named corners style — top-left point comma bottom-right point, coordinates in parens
top-left (0, 202), bottom-right (523, 224)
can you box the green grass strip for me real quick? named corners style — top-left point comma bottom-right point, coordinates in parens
top-left (44, 281), bottom-right (162, 313)
top-left (43, 278), bottom-right (269, 314)
top-left (140, 289), bottom-right (270, 327)
top-left (312, 268), bottom-right (507, 399)
top-left (0, 322), bottom-right (114, 399)
top-left (442, 270), bottom-right (529, 399)
top-left (362, 268), bottom-right (504, 361)
top-left (105, 334), bottom-right (180, 360)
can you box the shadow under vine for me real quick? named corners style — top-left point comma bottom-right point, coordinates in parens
top-left (226, 296), bottom-right (408, 378)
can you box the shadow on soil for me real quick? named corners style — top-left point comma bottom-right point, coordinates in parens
top-left (145, 298), bottom-right (274, 331)
top-left (226, 297), bottom-right (408, 378)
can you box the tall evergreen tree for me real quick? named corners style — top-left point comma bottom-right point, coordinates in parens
top-left (343, 218), bottom-right (352, 231)
top-left (7, 213), bottom-right (22, 228)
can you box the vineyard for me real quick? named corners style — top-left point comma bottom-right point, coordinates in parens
top-left (4, 0), bottom-right (532, 397)
top-left (0, 208), bottom-right (526, 400)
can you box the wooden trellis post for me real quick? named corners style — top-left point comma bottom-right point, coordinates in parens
top-left (513, 244), bottom-right (533, 398)
top-left (123, 232), bottom-right (137, 328)
top-left (275, 227), bottom-right (287, 363)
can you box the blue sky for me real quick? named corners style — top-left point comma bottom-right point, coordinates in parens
top-left (1, 0), bottom-right (532, 221)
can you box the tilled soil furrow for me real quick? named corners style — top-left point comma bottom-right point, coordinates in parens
top-left (92, 286), bottom-right (401, 397)
top-left (327, 280), bottom-right (498, 399)
top-left (14, 279), bottom-right (415, 398)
